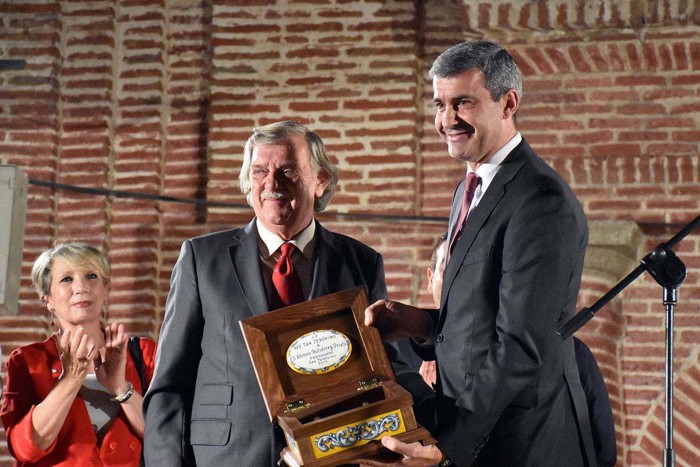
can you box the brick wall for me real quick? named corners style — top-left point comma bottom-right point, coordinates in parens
top-left (1, 0), bottom-right (698, 465)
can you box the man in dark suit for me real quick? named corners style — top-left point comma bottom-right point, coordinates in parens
top-left (362, 41), bottom-right (597, 466)
top-left (142, 121), bottom-right (431, 466)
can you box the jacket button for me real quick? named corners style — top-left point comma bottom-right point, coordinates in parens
top-left (109, 442), bottom-right (117, 450)
top-left (129, 441), bottom-right (136, 450)
top-left (436, 333), bottom-right (444, 343)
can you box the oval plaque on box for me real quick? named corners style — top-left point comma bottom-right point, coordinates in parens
top-left (286, 330), bottom-right (352, 375)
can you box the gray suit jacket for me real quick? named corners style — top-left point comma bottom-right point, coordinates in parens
top-left (143, 220), bottom-right (426, 466)
top-left (416, 140), bottom-right (596, 466)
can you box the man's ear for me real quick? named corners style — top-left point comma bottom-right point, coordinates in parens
top-left (502, 89), bottom-right (519, 120)
top-left (426, 267), bottom-right (434, 291)
top-left (315, 170), bottom-right (330, 197)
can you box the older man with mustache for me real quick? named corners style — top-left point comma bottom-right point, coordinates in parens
top-left (143, 120), bottom-right (432, 467)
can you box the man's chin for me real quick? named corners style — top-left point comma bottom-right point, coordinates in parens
top-left (447, 149), bottom-right (469, 162)
top-left (447, 142), bottom-right (480, 163)
top-left (260, 213), bottom-right (290, 227)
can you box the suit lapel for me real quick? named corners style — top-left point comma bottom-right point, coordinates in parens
top-left (229, 220), bottom-right (269, 316)
top-left (440, 144), bottom-right (530, 312)
top-left (310, 222), bottom-right (348, 298)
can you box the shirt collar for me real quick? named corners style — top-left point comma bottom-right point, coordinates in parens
top-left (256, 218), bottom-right (316, 260)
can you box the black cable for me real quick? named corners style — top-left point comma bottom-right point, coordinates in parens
top-left (29, 177), bottom-right (236, 207)
top-left (27, 177), bottom-right (450, 224)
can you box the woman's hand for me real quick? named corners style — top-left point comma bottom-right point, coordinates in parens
top-left (56, 327), bottom-right (96, 382)
top-left (97, 322), bottom-right (146, 438)
top-left (32, 328), bottom-right (96, 450)
top-left (95, 323), bottom-right (129, 397)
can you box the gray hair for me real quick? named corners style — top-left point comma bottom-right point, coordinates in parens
top-left (31, 242), bottom-right (110, 299)
top-left (429, 40), bottom-right (522, 102)
top-left (238, 121), bottom-right (339, 213)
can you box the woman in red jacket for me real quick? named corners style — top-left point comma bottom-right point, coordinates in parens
top-left (1, 243), bottom-right (156, 466)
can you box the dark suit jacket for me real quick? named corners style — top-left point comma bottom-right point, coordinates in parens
top-left (574, 337), bottom-right (617, 467)
top-left (415, 140), bottom-right (596, 466)
top-left (1, 336), bottom-right (156, 466)
top-left (143, 219), bottom-right (429, 466)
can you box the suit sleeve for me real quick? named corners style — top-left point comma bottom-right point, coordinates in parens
top-left (366, 249), bottom-right (387, 303)
top-left (143, 240), bottom-right (202, 466)
top-left (439, 186), bottom-right (586, 466)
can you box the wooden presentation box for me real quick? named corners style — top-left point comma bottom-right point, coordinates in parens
top-left (240, 286), bottom-right (433, 467)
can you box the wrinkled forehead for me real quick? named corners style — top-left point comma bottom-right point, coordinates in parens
top-left (251, 135), bottom-right (312, 166)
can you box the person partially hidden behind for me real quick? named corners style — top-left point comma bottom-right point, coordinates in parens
top-left (143, 120), bottom-right (432, 467)
top-left (396, 234), bottom-right (447, 386)
top-left (399, 234), bottom-right (447, 388)
top-left (418, 234), bottom-right (448, 388)
top-left (361, 40), bottom-right (597, 466)
top-left (574, 337), bottom-right (617, 467)
top-left (0, 243), bottom-right (156, 466)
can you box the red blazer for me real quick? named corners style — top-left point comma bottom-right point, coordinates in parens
top-left (1, 335), bottom-right (156, 466)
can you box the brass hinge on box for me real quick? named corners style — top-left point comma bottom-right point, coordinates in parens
top-left (285, 399), bottom-right (310, 413)
top-left (358, 377), bottom-right (382, 391)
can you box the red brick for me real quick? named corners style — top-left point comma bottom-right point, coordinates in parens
top-left (2, 8), bottom-right (700, 466)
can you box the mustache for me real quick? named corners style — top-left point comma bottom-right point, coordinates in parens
top-left (261, 191), bottom-right (285, 200)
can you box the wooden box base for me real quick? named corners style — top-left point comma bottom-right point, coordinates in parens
top-left (281, 428), bottom-right (434, 467)
top-left (277, 380), bottom-right (434, 466)
top-left (240, 287), bottom-right (435, 467)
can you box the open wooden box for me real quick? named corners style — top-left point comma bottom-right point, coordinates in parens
top-left (240, 286), bottom-right (433, 466)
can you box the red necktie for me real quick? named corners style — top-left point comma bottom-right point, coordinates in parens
top-left (448, 172), bottom-right (481, 258)
top-left (272, 242), bottom-right (304, 307)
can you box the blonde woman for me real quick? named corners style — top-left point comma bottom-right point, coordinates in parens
top-left (0, 243), bottom-right (156, 466)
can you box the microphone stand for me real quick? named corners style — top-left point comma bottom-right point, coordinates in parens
top-left (557, 213), bottom-right (700, 467)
